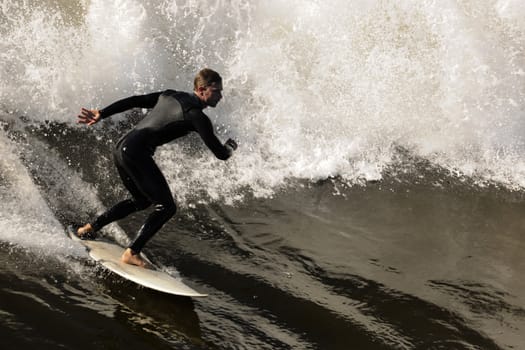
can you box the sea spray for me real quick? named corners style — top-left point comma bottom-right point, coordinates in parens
top-left (0, 0), bottom-right (523, 205)
top-left (0, 130), bottom-right (84, 256)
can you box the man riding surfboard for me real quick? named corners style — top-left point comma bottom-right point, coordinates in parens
top-left (75, 68), bottom-right (237, 267)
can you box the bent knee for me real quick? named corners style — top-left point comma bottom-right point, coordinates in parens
top-left (132, 199), bottom-right (151, 211)
top-left (154, 202), bottom-right (177, 217)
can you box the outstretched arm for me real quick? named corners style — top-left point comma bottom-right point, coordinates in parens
top-left (77, 92), bottom-right (162, 126)
top-left (189, 110), bottom-right (237, 160)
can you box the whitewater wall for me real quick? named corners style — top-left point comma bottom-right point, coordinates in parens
top-left (1, 0), bottom-right (524, 203)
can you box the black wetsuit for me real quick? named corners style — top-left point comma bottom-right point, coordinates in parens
top-left (90, 90), bottom-right (232, 253)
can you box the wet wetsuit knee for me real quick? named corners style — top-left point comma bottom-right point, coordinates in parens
top-left (129, 202), bottom-right (177, 253)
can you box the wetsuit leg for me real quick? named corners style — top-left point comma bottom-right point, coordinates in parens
top-left (118, 150), bottom-right (177, 253)
top-left (90, 162), bottom-right (151, 231)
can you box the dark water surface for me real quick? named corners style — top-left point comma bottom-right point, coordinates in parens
top-left (1, 128), bottom-right (524, 349)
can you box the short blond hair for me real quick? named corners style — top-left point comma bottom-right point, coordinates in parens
top-left (194, 68), bottom-right (222, 90)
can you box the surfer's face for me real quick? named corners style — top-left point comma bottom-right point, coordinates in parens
top-left (197, 82), bottom-right (223, 107)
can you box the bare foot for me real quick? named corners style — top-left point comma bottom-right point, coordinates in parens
top-left (121, 248), bottom-right (147, 268)
top-left (77, 223), bottom-right (96, 239)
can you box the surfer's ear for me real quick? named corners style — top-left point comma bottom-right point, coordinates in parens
top-left (196, 86), bottom-right (206, 93)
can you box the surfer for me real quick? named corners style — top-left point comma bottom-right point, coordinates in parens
top-left (75, 68), bottom-right (237, 267)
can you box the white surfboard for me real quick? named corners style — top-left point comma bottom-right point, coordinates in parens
top-left (66, 226), bottom-right (207, 297)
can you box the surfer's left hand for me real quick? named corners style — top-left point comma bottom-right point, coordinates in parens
top-left (77, 108), bottom-right (101, 126)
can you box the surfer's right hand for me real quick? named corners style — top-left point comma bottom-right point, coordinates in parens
top-left (225, 138), bottom-right (238, 151)
top-left (77, 108), bottom-right (101, 126)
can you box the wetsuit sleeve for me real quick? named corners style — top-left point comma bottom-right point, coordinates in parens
top-left (188, 110), bottom-right (232, 160)
top-left (99, 92), bottom-right (162, 119)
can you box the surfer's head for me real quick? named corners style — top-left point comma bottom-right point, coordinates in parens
top-left (194, 68), bottom-right (223, 108)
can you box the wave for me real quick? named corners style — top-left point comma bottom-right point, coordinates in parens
top-left (1, 0), bottom-right (524, 202)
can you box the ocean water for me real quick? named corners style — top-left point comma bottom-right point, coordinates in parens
top-left (1, 0), bottom-right (524, 349)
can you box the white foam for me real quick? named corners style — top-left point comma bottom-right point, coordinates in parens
top-left (0, 131), bottom-right (84, 257)
top-left (0, 0), bottom-right (524, 204)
